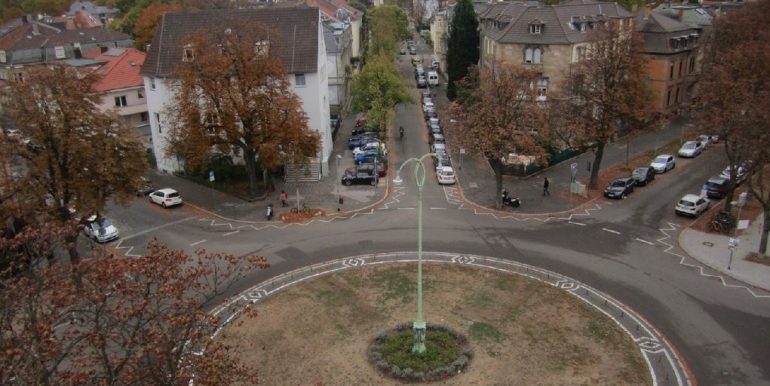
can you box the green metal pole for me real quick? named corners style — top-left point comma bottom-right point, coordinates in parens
top-left (412, 159), bottom-right (427, 354)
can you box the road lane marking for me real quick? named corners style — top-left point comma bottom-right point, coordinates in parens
top-left (223, 230), bottom-right (240, 236)
top-left (568, 221), bottom-right (586, 226)
top-left (190, 239), bottom-right (207, 246)
top-left (602, 228), bottom-right (621, 235)
top-left (430, 207), bottom-right (447, 210)
top-left (635, 237), bottom-right (655, 245)
top-left (121, 216), bottom-right (198, 241)
top-left (397, 207), bottom-right (416, 210)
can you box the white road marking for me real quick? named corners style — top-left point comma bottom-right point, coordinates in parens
top-left (190, 239), bottom-right (207, 246)
top-left (602, 228), bottom-right (621, 235)
top-left (635, 237), bottom-right (655, 245)
top-left (121, 216), bottom-right (197, 241)
top-left (430, 207), bottom-right (447, 210)
top-left (397, 207), bottom-right (416, 210)
top-left (223, 230), bottom-right (240, 236)
top-left (568, 221), bottom-right (586, 226)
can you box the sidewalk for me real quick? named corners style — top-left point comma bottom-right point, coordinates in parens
top-left (679, 214), bottom-right (770, 292)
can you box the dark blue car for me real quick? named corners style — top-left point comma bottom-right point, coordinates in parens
top-left (354, 149), bottom-right (383, 164)
top-left (348, 134), bottom-right (379, 149)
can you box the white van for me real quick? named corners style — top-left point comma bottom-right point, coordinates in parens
top-left (427, 71), bottom-right (439, 87)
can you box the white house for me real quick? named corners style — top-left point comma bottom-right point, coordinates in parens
top-left (140, 7), bottom-right (332, 178)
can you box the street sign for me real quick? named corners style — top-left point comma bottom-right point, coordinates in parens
top-left (209, 171), bottom-right (215, 182)
top-left (728, 238), bottom-right (740, 248)
top-left (737, 220), bottom-right (750, 230)
top-left (459, 147), bottom-right (465, 154)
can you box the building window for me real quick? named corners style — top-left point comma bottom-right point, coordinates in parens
top-left (295, 73), bottom-right (306, 87)
top-left (525, 47), bottom-right (542, 64)
top-left (114, 95), bottom-right (127, 107)
top-left (666, 89), bottom-right (672, 107)
top-left (576, 46), bottom-right (587, 62)
top-left (529, 24), bottom-right (542, 34)
top-left (54, 46), bottom-right (66, 59)
top-left (138, 89), bottom-right (144, 99)
top-left (678, 60), bottom-right (684, 77)
top-left (689, 57), bottom-right (696, 73)
top-left (140, 112), bottom-right (148, 122)
top-left (533, 48), bottom-right (542, 64)
top-left (669, 64), bottom-right (674, 80)
top-left (0, 50), bottom-right (6, 63)
top-left (150, 77), bottom-right (156, 90)
top-left (255, 40), bottom-right (270, 57)
top-left (155, 113), bottom-right (162, 133)
top-left (183, 44), bottom-right (194, 62)
top-left (675, 87), bottom-right (680, 103)
top-left (537, 78), bottom-right (549, 100)
top-left (525, 48), bottom-right (533, 63)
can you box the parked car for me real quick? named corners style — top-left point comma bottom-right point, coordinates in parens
top-left (631, 166), bottom-right (655, 186)
top-left (149, 188), bottom-right (183, 208)
top-left (409, 46), bottom-right (416, 55)
top-left (348, 133), bottom-right (379, 149)
top-left (417, 76), bottom-right (427, 88)
top-left (341, 169), bottom-right (377, 186)
top-left (678, 140), bottom-right (704, 158)
top-left (720, 163), bottom-right (749, 184)
top-left (431, 143), bottom-right (446, 155)
top-left (353, 141), bottom-right (386, 157)
top-left (135, 176), bottom-right (155, 196)
top-left (428, 117), bottom-right (440, 127)
top-left (433, 152), bottom-right (452, 170)
top-left (424, 111), bottom-right (438, 122)
top-left (354, 149), bottom-right (383, 165)
top-left (411, 57), bottom-right (422, 66)
top-left (422, 101), bottom-right (435, 113)
top-left (429, 121), bottom-right (442, 134)
top-left (399, 46), bottom-right (406, 55)
top-left (675, 194), bottom-right (710, 217)
top-left (346, 163), bottom-right (387, 178)
top-left (704, 176), bottom-right (730, 199)
top-left (604, 177), bottom-right (635, 199)
top-left (330, 114), bottom-right (341, 132)
top-left (650, 154), bottom-right (676, 173)
top-left (696, 135), bottom-right (712, 148)
top-left (430, 133), bottom-right (445, 145)
top-left (436, 166), bottom-right (456, 185)
top-left (83, 215), bottom-right (119, 243)
top-left (420, 90), bottom-right (433, 101)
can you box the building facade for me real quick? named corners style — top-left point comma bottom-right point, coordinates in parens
top-left (140, 8), bottom-right (332, 177)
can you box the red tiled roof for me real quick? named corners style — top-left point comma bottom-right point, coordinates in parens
top-left (90, 48), bottom-right (146, 92)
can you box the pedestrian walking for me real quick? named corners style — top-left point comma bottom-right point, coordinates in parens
top-left (265, 204), bottom-right (274, 221)
top-left (543, 177), bottom-right (550, 196)
top-left (280, 190), bottom-right (288, 207)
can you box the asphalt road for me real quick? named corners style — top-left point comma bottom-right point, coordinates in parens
top-left (93, 42), bottom-right (770, 385)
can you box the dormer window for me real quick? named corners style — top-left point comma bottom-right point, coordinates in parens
top-left (255, 40), bottom-right (270, 57)
top-left (182, 44), bottom-right (194, 62)
top-left (529, 19), bottom-right (544, 34)
top-left (54, 46), bottom-right (66, 59)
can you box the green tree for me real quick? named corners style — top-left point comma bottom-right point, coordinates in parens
top-left (367, 4), bottom-right (410, 56)
top-left (1, 65), bottom-right (147, 264)
top-left (445, 0), bottom-right (479, 100)
top-left (350, 52), bottom-right (412, 135)
top-left (170, 21), bottom-right (320, 196)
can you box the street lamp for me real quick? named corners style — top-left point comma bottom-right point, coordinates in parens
top-left (336, 154), bottom-right (342, 208)
top-left (392, 152), bottom-right (434, 354)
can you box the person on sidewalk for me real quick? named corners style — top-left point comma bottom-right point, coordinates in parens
top-left (280, 190), bottom-right (288, 207)
top-left (265, 204), bottom-right (274, 221)
top-left (543, 177), bottom-right (550, 196)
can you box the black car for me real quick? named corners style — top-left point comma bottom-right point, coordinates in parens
top-left (704, 176), bottom-right (729, 199)
top-left (433, 152), bottom-right (451, 169)
top-left (631, 166), bottom-right (655, 186)
top-left (604, 177), bottom-right (635, 199)
top-left (424, 111), bottom-right (438, 122)
top-left (341, 169), bottom-right (377, 186)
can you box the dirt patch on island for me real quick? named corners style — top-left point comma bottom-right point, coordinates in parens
top-left (220, 264), bottom-right (651, 385)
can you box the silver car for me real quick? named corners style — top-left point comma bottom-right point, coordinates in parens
top-left (83, 216), bottom-right (119, 243)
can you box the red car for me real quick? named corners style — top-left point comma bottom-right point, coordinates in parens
top-left (346, 163), bottom-right (387, 178)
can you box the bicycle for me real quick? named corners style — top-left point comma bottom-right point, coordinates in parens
top-left (710, 211), bottom-right (734, 234)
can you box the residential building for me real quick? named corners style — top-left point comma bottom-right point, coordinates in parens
top-left (67, 1), bottom-right (120, 24)
top-left (636, 7), bottom-right (708, 114)
top-left (0, 17), bottom-right (133, 83)
top-left (309, 0), bottom-right (363, 60)
top-left (141, 8), bottom-right (332, 178)
top-left (324, 22), bottom-right (353, 113)
top-left (429, 5), bottom-right (450, 73)
top-left (88, 48), bottom-right (151, 147)
top-left (478, 0), bottom-right (633, 100)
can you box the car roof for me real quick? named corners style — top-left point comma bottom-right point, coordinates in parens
top-left (707, 176), bottom-right (727, 183)
top-left (634, 166), bottom-right (651, 171)
top-left (157, 188), bottom-right (177, 194)
top-left (653, 154), bottom-right (672, 160)
top-left (438, 166), bottom-right (454, 172)
top-left (681, 194), bottom-right (702, 202)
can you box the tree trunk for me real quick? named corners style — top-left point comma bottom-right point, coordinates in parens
top-left (589, 141), bottom-right (606, 189)
top-left (760, 209), bottom-right (770, 255)
top-left (244, 149), bottom-right (258, 196)
top-left (494, 166), bottom-right (503, 209)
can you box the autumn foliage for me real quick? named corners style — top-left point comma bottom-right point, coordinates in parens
top-left (134, 3), bottom-right (180, 51)
top-left (0, 230), bottom-right (267, 385)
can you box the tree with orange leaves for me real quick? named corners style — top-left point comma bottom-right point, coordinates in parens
top-left (170, 21), bottom-right (320, 196)
top-left (449, 61), bottom-right (549, 206)
top-left (134, 3), bottom-right (180, 51)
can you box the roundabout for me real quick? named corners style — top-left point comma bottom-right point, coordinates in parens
top-left (212, 253), bottom-right (690, 384)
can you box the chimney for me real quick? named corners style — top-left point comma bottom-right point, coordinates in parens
top-left (644, 5), bottom-right (652, 17)
top-left (677, 7), bottom-right (684, 20)
top-left (31, 22), bottom-right (39, 35)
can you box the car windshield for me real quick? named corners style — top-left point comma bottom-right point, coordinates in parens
top-left (654, 156), bottom-right (668, 163)
top-left (167, 192), bottom-right (180, 198)
top-left (683, 143), bottom-right (696, 149)
top-left (611, 180), bottom-right (627, 187)
top-left (678, 200), bottom-right (695, 207)
top-left (633, 168), bottom-right (646, 175)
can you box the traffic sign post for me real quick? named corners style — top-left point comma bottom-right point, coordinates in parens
top-left (459, 147), bottom-right (465, 170)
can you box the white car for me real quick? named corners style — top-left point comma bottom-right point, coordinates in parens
top-left (149, 188), bottom-right (183, 208)
top-left (83, 215), bottom-right (119, 243)
top-left (431, 143), bottom-right (446, 155)
top-left (696, 135), bottom-right (712, 148)
top-left (677, 141), bottom-right (704, 158)
top-left (720, 164), bottom-right (749, 183)
top-left (422, 101), bottom-right (435, 113)
top-left (353, 141), bottom-right (386, 156)
top-left (436, 166), bottom-right (456, 185)
top-left (675, 194), bottom-right (710, 217)
top-left (650, 154), bottom-right (676, 173)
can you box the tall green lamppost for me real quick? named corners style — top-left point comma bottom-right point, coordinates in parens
top-left (393, 153), bottom-right (434, 354)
